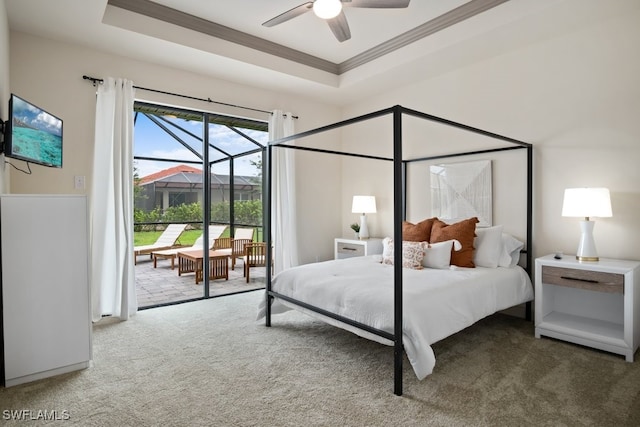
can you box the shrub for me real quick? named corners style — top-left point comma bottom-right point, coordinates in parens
top-left (134, 200), bottom-right (262, 229)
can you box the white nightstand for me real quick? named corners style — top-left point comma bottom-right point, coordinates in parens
top-left (535, 254), bottom-right (640, 361)
top-left (334, 237), bottom-right (383, 260)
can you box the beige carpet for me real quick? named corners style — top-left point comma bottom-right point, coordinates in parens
top-left (2, 290), bottom-right (640, 426)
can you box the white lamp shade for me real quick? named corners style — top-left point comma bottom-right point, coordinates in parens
top-left (562, 188), bottom-right (612, 219)
top-left (351, 196), bottom-right (376, 214)
top-left (313, 0), bottom-right (342, 19)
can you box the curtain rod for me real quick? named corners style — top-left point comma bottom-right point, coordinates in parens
top-left (82, 75), bottom-right (298, 119)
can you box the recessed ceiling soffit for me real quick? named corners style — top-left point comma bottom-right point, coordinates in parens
top-left (106, 0), bottom-right (510, 75)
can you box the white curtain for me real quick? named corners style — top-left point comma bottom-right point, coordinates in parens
top-left (90, 77), bottom-right (137, 321)
top-left (269, 110), bottom-right (299, 273)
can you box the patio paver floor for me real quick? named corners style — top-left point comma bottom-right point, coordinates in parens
top-left (135, 254), bottom-right (265, 307)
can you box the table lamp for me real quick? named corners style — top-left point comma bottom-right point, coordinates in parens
top-left (352, 195), bottom-right (376, 239)
top-left (561, 188), bottom-right (612, 261)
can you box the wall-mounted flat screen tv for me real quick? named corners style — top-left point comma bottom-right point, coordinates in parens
top-left (3, 94), bottom-right (63, 168)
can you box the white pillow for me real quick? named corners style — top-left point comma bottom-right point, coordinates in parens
top-left (422, 239), bottom-right (461, 269)
top-left (497, 233), bottom-right (525, 268)
top-left (474, 225), bottom-right (503, 268)
top-left (382, 236), bottom-right (393, 259)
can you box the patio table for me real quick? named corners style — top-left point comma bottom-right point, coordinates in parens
top-left (177, 249), bottom-right (230, 284)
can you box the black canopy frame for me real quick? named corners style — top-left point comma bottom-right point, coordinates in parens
top-left (264, 105), bottom-right (533, 396)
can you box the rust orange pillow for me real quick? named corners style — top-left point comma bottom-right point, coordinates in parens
top-left (402, 217), bottom-right (436, 242)
top-left (430, 217), bottom-right (479, 267)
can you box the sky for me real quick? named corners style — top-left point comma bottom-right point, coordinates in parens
top-left (133, 114), bottom-right (268, 179)
top-left (12, 95), bottom-right (62, 136)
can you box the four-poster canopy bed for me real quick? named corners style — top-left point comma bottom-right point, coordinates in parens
top-left (260, 105), bottom-right (533, 396)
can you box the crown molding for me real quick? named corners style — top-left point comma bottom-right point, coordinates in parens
top-left (107, 0), bottom-right (509, 76)
top-left (107, 0), bottom-right (339, 74)
top-left (339, 0), bottom-right (509, 73)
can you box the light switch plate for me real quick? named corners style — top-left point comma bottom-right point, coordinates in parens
top-left (74, 175), bottom-right (85, 189)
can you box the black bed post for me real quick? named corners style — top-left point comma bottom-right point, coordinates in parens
top-left (265, 143), bottom-right (273, 327)
top-left (393, 106), bottom-right (404, 396)
top-left (525, 144), bottom-right (533, 321)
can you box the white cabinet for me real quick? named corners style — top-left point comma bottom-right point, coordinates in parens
top-left (334, 237), bottom-right (383, 260)
top-left (1, 195), bottom-right (92, 386)
top-left (535, 254), bottom-right (640, 361)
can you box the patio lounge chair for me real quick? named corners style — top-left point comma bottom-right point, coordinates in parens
top-left (213, 227), bottom-right (255, 269)
top-left (133, 223), bottom-right (187, 265)
top-left (151, 225), bottom-right (228, 269)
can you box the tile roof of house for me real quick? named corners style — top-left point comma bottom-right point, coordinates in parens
top-left (138, 165), bottom-right (202, 185)
top-left (138, 164), bottom-right (259, 188)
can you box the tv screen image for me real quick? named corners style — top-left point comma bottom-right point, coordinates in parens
top-left (6, 94), bottom-right (63, 168)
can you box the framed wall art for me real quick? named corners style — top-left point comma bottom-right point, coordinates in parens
top-left (430, 159), bottom-right (492, 227)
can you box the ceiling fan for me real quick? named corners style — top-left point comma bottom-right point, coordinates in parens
top-left (262, 0), bottom-right (411, 43)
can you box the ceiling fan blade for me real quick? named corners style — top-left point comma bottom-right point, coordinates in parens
top-left (262, 2), bottom-right (314, 27)
top-left (326, 10), bottom-right (351, 42)
top-left (346, 0), bottom-right (411, 8)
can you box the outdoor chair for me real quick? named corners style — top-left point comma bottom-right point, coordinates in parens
top-left (213, 227), bottom-right (255, 269)
top-left (151, 225), bottom-right (227, 269)
top-left (242, 242), bottom-right (267, 283)
top-left (133, 223), bottom-right (187, 265)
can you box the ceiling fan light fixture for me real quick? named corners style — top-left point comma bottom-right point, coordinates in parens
top-left (313, 0), bottom-right (343, 20)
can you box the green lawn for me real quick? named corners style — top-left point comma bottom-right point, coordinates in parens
top-left (132, 227), bottom-right (263, 246)
top-left (133, 229), bottom-right (203, 246)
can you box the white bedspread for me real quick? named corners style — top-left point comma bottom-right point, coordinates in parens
top-left (256, 255), bottom-right (533, 380)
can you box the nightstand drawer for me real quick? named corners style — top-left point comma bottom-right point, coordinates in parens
top-left (336, 242), bottom-right (364, 257)
top-left (542, 266), bottom-right (624, 294)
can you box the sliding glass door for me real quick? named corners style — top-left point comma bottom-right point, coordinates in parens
top-left (133, 102), bottom-right (267, 308)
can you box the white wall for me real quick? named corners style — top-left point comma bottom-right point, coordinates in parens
top-left (341, 6), bottom-right (640, 263)
top-left (8, 31), bottom-right (343, 263)
top-left (0, 0), bottom-right (9, 192)
top-left (6, 4), bottom-right (640, 266)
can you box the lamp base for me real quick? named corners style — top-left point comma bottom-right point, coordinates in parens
top-left (576, 219), bottom-right (599, 262)
top-left (576, 255), bottom-right (599, 262)
top-left (359, 214), bottom-right (370, 239)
